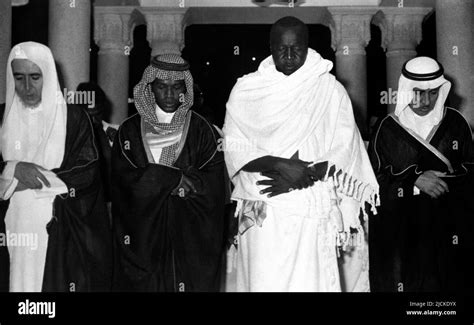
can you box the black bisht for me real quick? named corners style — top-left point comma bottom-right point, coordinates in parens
top-left (111, 110), bottom-right (226, 292)
top-left (0, 105), bottom-right (113, 292)
top-left (368, 108), bottom-right (474, 293)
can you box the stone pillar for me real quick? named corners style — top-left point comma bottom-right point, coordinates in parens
top-left (49, 0), bottom-right (91, 91)
top-left (436, 0), bottom-right (474, 128)
top-left (143, 8), bottom-right (188, 56)
top-left (12, 0), bottom-right (29, 5)
top-left (373, 8), bottom-right (432, 114)
top-left (0, 0), bottom-right (12, 104)
top-left (329, 7), bottom-right (378, 139)
top-left (94, 7), bottom-right (134, 124)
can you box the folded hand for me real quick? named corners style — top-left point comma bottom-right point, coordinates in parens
top-left (14, 162), bottom-right (50, 190)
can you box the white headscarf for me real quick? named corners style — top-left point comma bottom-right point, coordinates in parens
top-left (1, 42), bottom-right (68, 292)
top-left (1, 42), bottom-right (67, 169)
top-left (394, 56), bottom-right (451, 140)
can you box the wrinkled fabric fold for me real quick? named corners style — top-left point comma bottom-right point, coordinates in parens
top-left (224, 48), bottom-right (379, 292)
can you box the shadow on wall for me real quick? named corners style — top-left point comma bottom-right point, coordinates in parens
top-left (442, 74), bottom-right (463, 110)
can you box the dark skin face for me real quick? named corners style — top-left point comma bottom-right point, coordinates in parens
top-left (240, 25), bottom-right (312, 197)
top-left (270, 27), bottom-right (308, 76)
top-left (151, 78), bottom-right (186, 113)
top-left (409, 86), bottom-right (441, 116)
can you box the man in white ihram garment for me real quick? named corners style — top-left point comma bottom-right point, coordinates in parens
top-left (223, 16), bottom-right (379, 292)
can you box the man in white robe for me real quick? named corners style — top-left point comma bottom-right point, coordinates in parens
top-left (223, 16), bottom-right (379, 292)
top-left (0, 42), bottom-right (68, 292)
top-left (0, 42), bottom-right (111, 292)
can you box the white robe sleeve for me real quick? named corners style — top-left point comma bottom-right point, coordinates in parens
top-left (0, 161), bottom-right (19, 200)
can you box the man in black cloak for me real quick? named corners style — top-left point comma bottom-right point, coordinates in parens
top-left (0, 42), bottom-right (112, 292)
top-left (76, 82), bottom-right (117, 223)
top-left (112, 54), bottom-right (226, 292)
top-left (368, 56), bottom-right (474, 292)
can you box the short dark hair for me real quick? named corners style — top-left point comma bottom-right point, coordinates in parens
top-left (270, 16), bottom-right (309, 46)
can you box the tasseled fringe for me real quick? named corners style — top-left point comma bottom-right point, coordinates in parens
top-left (325, 163), bottom-right (379, 220)
top-left (327, 173), bottom-right (372, 257)
top-left (232, 163), bottom-right (380, 244)
top-left (335, 224), bottom-right (365, 257)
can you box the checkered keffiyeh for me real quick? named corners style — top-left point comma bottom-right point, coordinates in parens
top-left (133, 54), bottom-right (194, 166)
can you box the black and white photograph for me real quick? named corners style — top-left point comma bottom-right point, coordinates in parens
top-left (0, 0), bottom-right (473, 322)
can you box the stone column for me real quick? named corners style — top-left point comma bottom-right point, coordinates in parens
top-left (12, 0), bottom-right (29, 5)
top-left (436, 0), bottom-right (474, 128)
top-left (329, 7), bottom-right (378, 139)
top-left (94, 7), bottom-right (134, 124)
top-left (142, 8), bottom-right (188, 56)
top-left (0, 0), bottom-right (12, 104)
top-left (49, 0), bottom-right (91, 91)
top-left (373, 8), bottom-right (432, 114)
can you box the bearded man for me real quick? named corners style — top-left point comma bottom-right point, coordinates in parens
top-left (0, 42), bottom-right (112, 292)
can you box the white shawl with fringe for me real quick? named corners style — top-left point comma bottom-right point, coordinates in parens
top-left (224, 48), bottom-right (378, 231)
top-left (223, 49), bottom-right (379, 292)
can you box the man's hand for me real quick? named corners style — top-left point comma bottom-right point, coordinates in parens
top-left (256, 171), bottom-right (297, 197)
top-left (273, 158), bottom-right (314, 189)
top-left (308, 161), bottom-right (329, 181)
top-left (257, 159), bottom-right (316, 197)
top-left (414, 170), bottom-right (449, 199)
top-left (171, 175), bottom-right (197, 199)
top-left (14, 181), bottom-right (29, 192)
top-left (14, 162), bottom-right (50, 190)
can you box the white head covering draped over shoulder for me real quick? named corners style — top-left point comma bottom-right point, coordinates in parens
top-left (1, 41), bottom-right (67, 169)
top-left (1, 42), bottom-right (67, 292)
top-left (224, 48), bottom-right (379, 233)
top-left (394, 56), bottom-right (451, 140)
